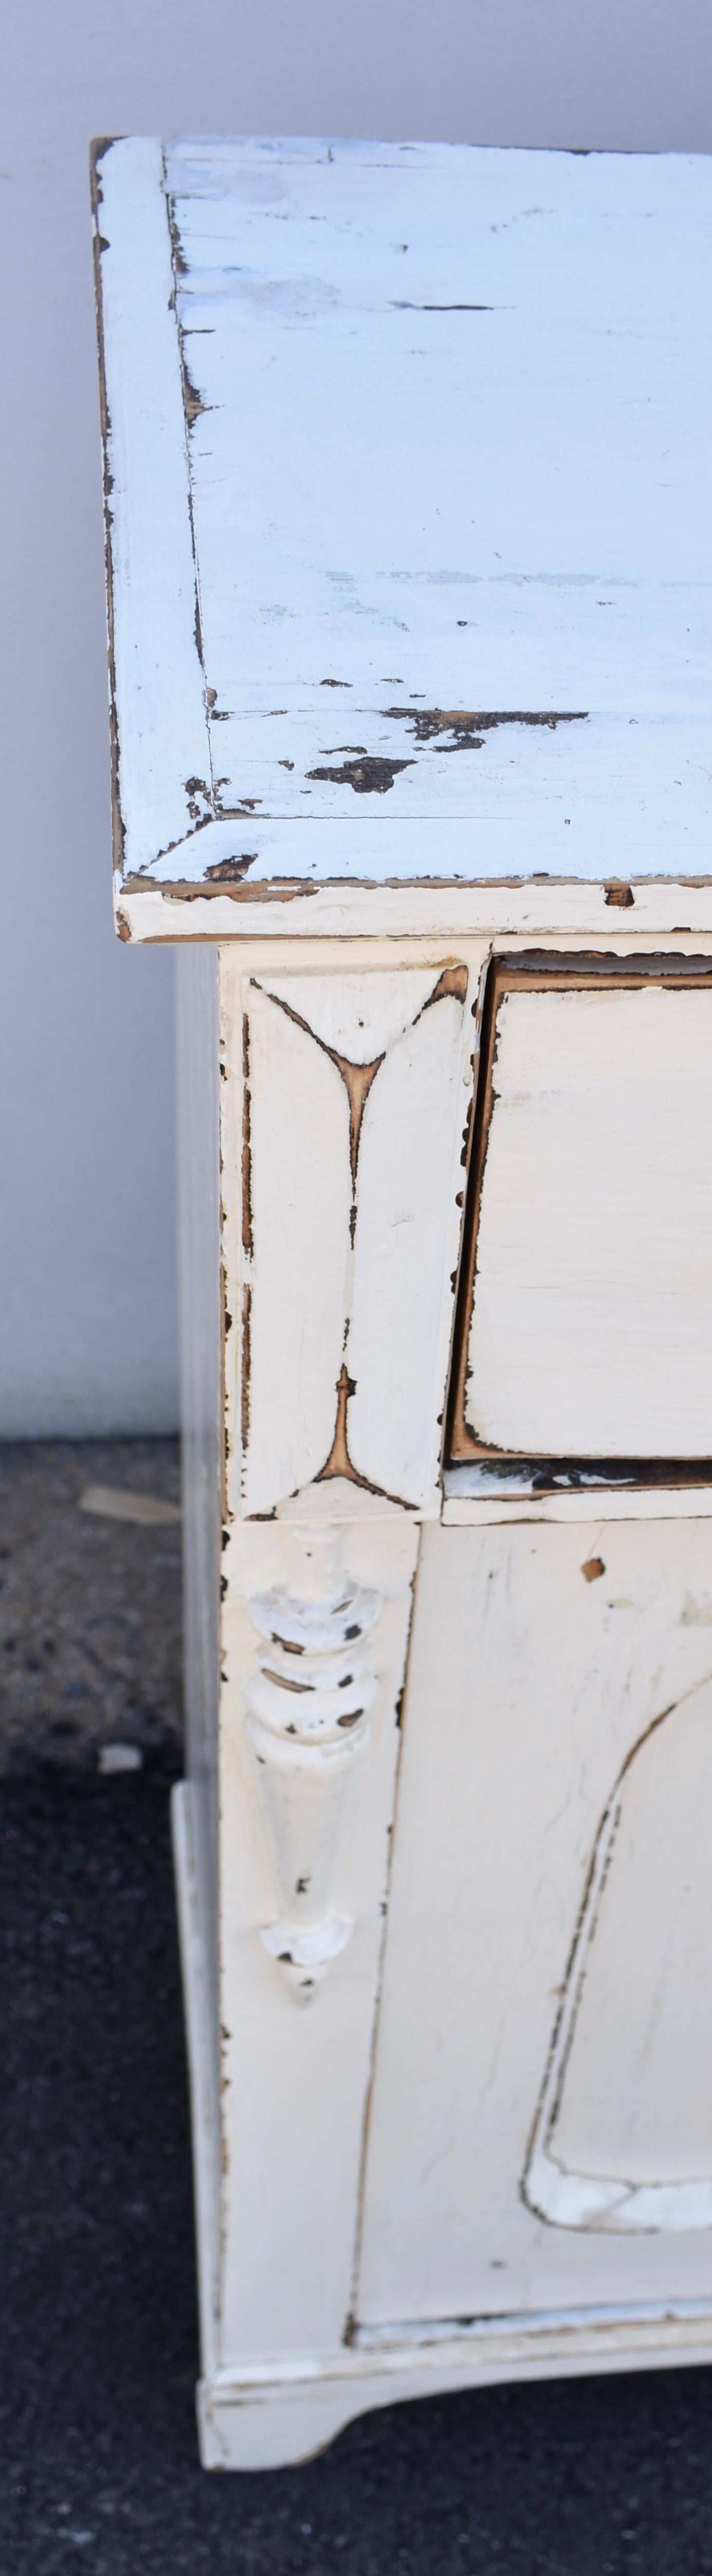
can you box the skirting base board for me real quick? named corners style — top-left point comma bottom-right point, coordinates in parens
top-left (196, 2305), bottom-right (712, 2471)
top-left (172, 1782), bottom-right (712, 2473)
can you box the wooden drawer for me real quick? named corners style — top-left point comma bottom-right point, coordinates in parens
top-left (449, 959), bottom-right (712, 1466)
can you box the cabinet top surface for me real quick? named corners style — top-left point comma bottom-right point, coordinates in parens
top-left (93, 138), bottom-right (712, 938)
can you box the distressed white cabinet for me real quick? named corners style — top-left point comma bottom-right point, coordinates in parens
top-left (93, 136), bottom-right (712, 2468)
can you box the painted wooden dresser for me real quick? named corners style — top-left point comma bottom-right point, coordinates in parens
top-left (93, 136), bottom-right (712, 2467)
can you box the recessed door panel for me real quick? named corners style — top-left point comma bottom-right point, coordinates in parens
top-left (525, 1674), bottom-right (712, 2232)
top-left (357, 1520), bottom-right (712, 2328)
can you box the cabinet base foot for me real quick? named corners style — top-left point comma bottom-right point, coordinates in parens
top-left (196, 2304), bottom-right (712, 2470)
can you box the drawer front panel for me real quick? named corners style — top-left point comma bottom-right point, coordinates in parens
top-left (451, 966), bottom-right (712, 1463)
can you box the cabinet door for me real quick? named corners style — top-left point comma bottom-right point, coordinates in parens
top-left (356, 1518), bottom-right (712, 2327)
top-left (449, 965), bottom-right (712, 1464)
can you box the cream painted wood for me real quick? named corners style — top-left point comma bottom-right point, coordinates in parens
top-left (462, 982), bottom-right (712, 1460)
top-left (347, 987), bottom-right (470, 1501)
top-left (237, 978), bottom-right (351, 1512)
top-left (245, 1528), bottom-right (382, 1997)
top-left (174, 947), bottom-right (221, 2041)
top-left (174, 1790), bottom-right (712, 2470)
top-left (220, 957), bottom-right (470, 1518)
top-left (117, 877), bottom-right (712, 948)
top-left (98, 139), bottom-right (712, 2471)
top-left (217, 1506), bottom-right (418, 2359)
top-left (93, 139), bottom-right (712, 924)
top-left (443, 1481), bottom-right (712, 1525)
top-left (193, 2302), bottom-right (712, 2472)
top-left (358, 1518), bottom-right (712, 2325)
top-left (526, 1672), bottom-right (712, 2232)
top-left (172, 1784), bottom-right (221, 2381)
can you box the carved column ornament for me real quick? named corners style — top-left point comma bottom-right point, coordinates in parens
top-left (246, 1529), bottom-right (382, 2000)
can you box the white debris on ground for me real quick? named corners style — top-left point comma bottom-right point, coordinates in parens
top-left (79, 1485), bottom-right (181, 1525)
top-left (0, 1439), bottom-right (183, 1772)
top-left (98, 1742), bottom-right (144, 1774)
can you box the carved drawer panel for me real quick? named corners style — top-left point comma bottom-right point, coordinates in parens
top-left (222, 961), bottom-right (469, 1518)
top-left (449, 960), bottom-right (712, 1466)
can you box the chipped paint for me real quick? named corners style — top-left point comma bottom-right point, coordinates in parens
top-left (449, 956), bottom-right (712, 1474)
top-left (383, 707), bottom-right (589, 750)
top-left (204, 856), bottom-right (257, 882)
top-left (240, 1282), bottom-right (252, 1452)
top-left (241, 1015), bottom-right (253, 1260)
top-left (246, 1538), bottom-right (382, 1998)
top-left (524, 1665), bottom-right (712, 2231)
top-left (317, 1364), bottom-right (367, 1489)
top-left (308, 756), bottom-right (414, 795)
top-left (228, 961), bottom-right (469, 1518)
top-left (96, 142), bottom-right (712, 920)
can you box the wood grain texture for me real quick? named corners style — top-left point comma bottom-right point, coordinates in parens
top-left (460, 979), bottom-right (712, 1460)
top-left (94, 139), bottom-right (712, 925)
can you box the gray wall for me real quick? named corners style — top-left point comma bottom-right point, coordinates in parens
top-left (1, 1), bottom-right (710, 1434)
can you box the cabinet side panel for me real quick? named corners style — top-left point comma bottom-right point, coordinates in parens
top-left (175, 946), bottom-right (221, 2032)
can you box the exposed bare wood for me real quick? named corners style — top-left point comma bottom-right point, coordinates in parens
top-left (316, 1364), bottom-right (364, 1490)
top-left (226, 966), bottom-right (469, 1518)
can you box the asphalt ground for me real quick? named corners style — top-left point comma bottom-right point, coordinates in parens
top-left (2, 1443), bottom-right (712, 2575)
top-left (0, 1441), bottom-right (183, 1780)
